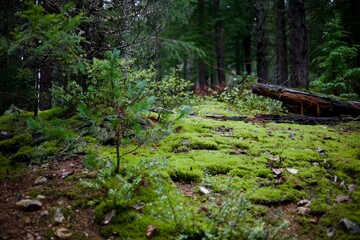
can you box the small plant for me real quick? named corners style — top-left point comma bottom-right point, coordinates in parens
top-left (79, 50), bottom-right (156, 174)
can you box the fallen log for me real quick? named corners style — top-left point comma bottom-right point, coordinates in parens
top-left (204, 114), bottom-right (357, 125)
top-left (251, 83), bottom-right (360, 117)
top-left (244, 114), bottom-right (356, 125)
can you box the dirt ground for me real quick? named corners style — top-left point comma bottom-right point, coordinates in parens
top-left (0, 157), bottom-right (103, 240)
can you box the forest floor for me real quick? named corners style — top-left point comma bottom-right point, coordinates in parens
top-left (0, 99), bottom-right (360, 239)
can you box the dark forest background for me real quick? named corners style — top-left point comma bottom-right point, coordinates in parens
top-left (0, 0), bottom-right (359, 115)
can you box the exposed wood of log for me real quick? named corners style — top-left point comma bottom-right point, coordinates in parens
top-left (251, 83), bottom-right (360, 117)
top-left (205, 115), bottom-right (356, 125)
top-left (244, 114), bottom-right (356, 125)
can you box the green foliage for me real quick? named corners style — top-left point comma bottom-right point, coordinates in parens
top-left (7, 1), bottom-right (87, 115)
top-left (52, 81), bottom-right (86, 111)
top-left (217, 76), bottom-right (286, 115)
top-left (149, 68), bottom-right (193, 121)
top-left (27, 118), bottom-right (75, 144)
top-left (311, 14), bottom-right (360, 98)
top-left (10, 1), bottom-right (86, 68)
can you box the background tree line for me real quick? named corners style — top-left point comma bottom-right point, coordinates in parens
top-left (0, 0), bottom-right (359, 115)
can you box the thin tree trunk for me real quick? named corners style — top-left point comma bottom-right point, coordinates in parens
top-left (214, 0), bottom-right (226, 90)
top-left (235, 35), bottom-right (242, 75)
top-left (288, 0), bottom-right (308, 88)
top-left (275, 0), bottom-right (288, 86)
top-left (244, 27), bottom-right (252, 74)
top-left (183, 59), bottom-right (187, 80)
top-left (198, 0), bottom-right (207, 94)
top-left (39, 63), bottom-right (51, 110)
top-left (255, 0), bottom-right (268, 83)
top-left (34, 69), bottom-right (39, 117)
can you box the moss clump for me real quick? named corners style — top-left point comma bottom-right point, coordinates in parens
top-left (169, 168), bottom-right (203, 183)
top-left (247, 187), bottom-right (297, 204)
top-left (11, 145), bottom-right (36, 163)
top-left (228, 169), bottom-right (250, 178)
top-left (204, 164), bottom-right (231, 175)
top-left (38, 107), bottom-right (67, 120)
top-left (94, 200), bottom-right (117, 224)
top-left (0, 133), bottom-right (33, 154)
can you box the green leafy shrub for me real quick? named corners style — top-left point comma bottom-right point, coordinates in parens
top-left (52, 81), bottom-right (86, 111)
top-left (148, 68), bottom-right (193, 121)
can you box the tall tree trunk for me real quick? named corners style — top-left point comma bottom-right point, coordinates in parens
top-left (255, 0), bottom-right (268, 83)
top-left (198, 0), bottom-right (207, 94)
top-left (288, 0), bottom-right (308, 88)
top-left (275, 0), bottom-right (288, 86)
top-left (244, 26), bottom-right (252, 74)
top-left (214, 0), bottom-right (226, 90)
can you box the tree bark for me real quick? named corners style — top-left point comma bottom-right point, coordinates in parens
top-left (235, 34), bottom-right (242, 75)
top-left (39, 63), bottom-right (52, 110)
top-left (214, 0), bottom-right (226, 90)
top-left (251, 83), bottom-right (360, 117)
top-left (275, 0), bottom-right (288, 86)
top-left (255, 0), bottom-right (268, 83)
top-left (288, 0), bottom-right (308, 88)
top-left (198, 0), bottom-right (207, 94)
top-left (244, 26), bottom-right (252, 74)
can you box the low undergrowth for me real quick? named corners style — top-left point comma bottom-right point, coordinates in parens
top-left (0, 99), bottom-right (359, 239)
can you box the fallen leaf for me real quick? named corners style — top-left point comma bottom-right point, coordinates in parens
top-left (270, 156), bottom-right (280, 162)
top-left (298, 199), bottom-right (311, 207)
top-left (348, 184), bottom-right (356, 192)
top-left (272, 168), bottom-right (284, 175)
top-left (311, 216), bottom-right (319, 223)
top-left (275, 177), bottom-right (284, 185)
top-left (297, 207), bottom-right (309, 215)
top-left (199, 206), bottom-right (209, 213)
top-left (199, 187), bottom-right (210, 195)
top-left (335, 195), bottom-right (351, 203)
top-left (339, 218), bottom-right (360, 233)
top-left (316, 147), bottom-right (325, 156)
top-left (102, 209), bottom-right (116, 225)
top-left (146, 225), bottom-right (157, 238)
top-left (289, 133), bottom-right (295, 140)
top-left (61, 171), bottom-right (74, 179)
top-left (333, 175), bottom-right (337, 182)
top-left (131, 204), bottom-right (144, 211)
top-left (286, 168), bottom-right (299, 174)
top-left (327, 228), bottom-right (335, 237)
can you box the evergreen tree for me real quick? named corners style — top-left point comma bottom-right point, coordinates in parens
top-left (311, 14), bottom-right (360, 98)
top-left (80, 50), bottom-right (156, 174)
top-left (9, 1), bottom-right (86, 116)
